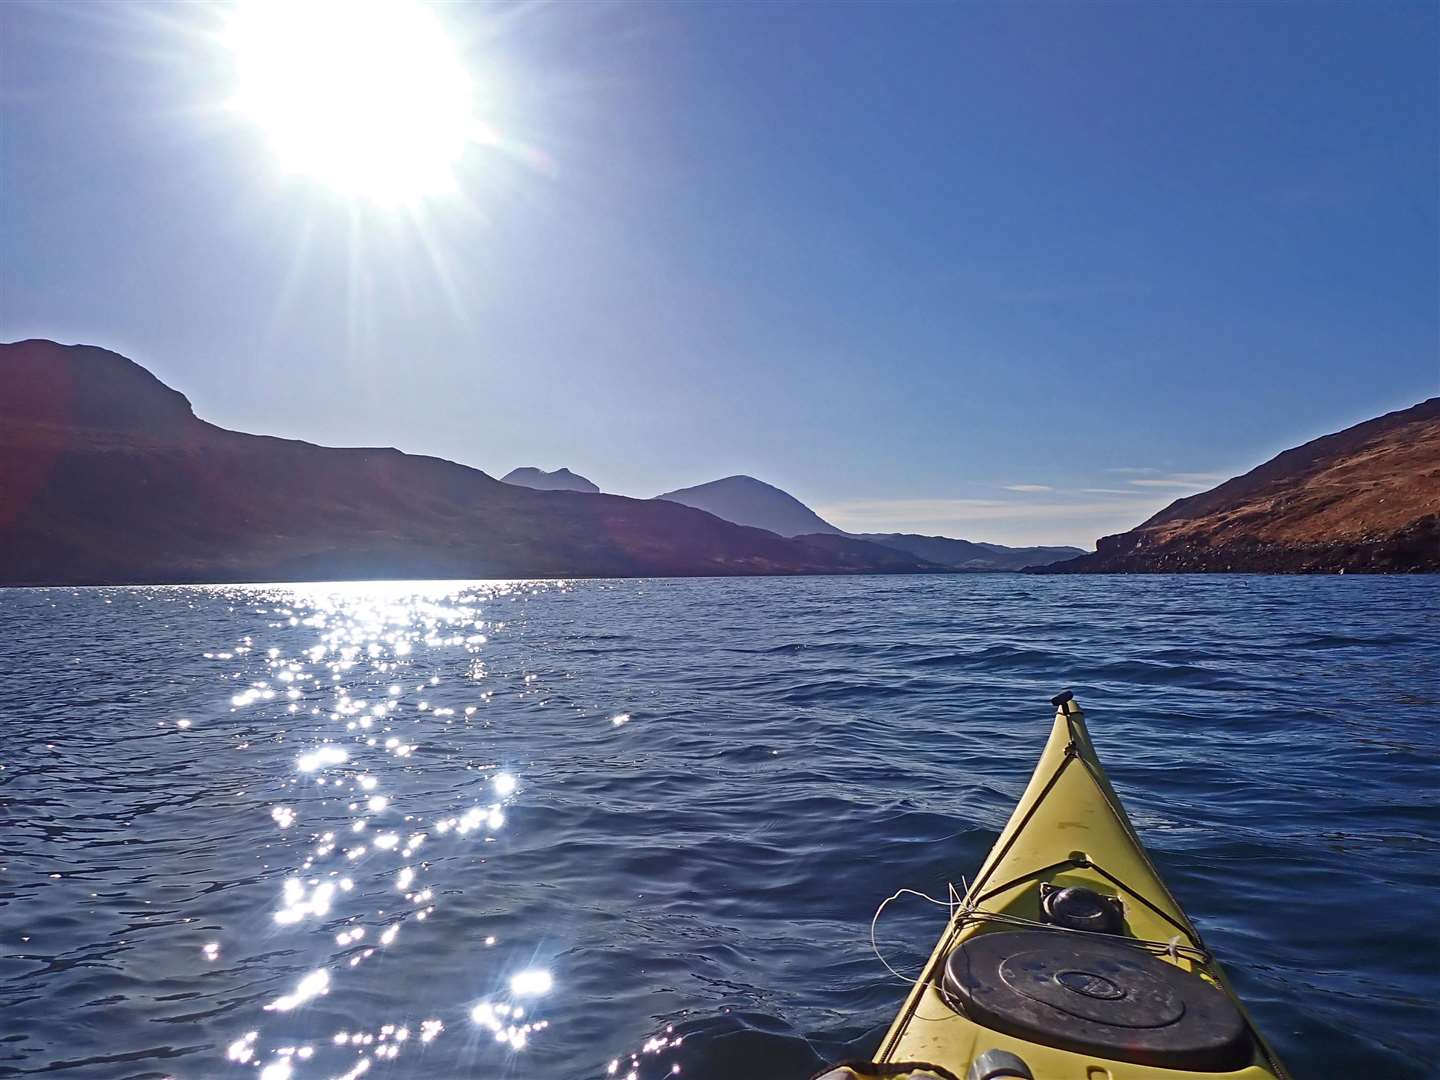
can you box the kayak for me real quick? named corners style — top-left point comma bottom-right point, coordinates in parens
top-left (819, 692), bottom-right (1289, 1080)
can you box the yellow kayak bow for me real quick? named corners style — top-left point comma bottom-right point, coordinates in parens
top-left (848, 692), bottom-right (1289, 1080)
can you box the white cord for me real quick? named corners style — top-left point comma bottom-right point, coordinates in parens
top-left (870, 881), bottom-right (1211, 989)
top-left (869, 887), bottom-right (954, 984)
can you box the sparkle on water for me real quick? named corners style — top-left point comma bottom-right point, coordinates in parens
top-left (212, 582), bottom-right (549, 1075)
top-left (1, 576), bottom-right (1435, 1078)
top-left (509, 968), bottom-right (553, 997)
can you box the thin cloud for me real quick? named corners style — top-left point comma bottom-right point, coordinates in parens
top-left (822, 496), bottom-right (1160, 524)
top-left (1106, 467), bottom-right (1230, 487)
top-left (816, 466), bottom-right (1234, 547)
top-left (1128, 471), bottom-right (1229, 489)
top-left (816, 494), bottom-right (1177, 549)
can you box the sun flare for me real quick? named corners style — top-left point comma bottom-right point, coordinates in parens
top-left (226, 0), bottom-right (473, 204)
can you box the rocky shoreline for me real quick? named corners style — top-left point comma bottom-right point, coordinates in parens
top-left (1037, 397), bottom-right (1439, 575)
top-left (1036, 515), bottom-right (1439, 574)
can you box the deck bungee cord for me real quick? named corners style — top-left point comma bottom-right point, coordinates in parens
top-left (825, 691), bottom-right (1291, 1080)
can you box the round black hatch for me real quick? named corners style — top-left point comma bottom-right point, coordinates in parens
top-left (942, 930), bottom-right (1252, 1072)
top-left (1040, 884), bottom-right (1125, 934)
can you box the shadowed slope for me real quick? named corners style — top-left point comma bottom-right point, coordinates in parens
top-left (656, 475), bottom-right (1084, 569)
top-left (0, 341), bottom-right (943, 585)
top-left (851, 532), bottom-right (1085, 571)
top-left (656, 475), bottom-right (844, 538)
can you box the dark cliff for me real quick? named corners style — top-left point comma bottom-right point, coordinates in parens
top-left (0, 341), bottom-right (944, 585)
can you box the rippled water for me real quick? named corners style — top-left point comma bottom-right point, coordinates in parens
top-left (1, 576), bottom-right (1436, 1080)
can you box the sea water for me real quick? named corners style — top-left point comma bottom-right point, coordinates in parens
top-left (0, 575), bottom-right (1435, 1079)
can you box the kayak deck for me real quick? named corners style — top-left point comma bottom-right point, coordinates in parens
top-left (871, 693), bottom-right (1288, 1080)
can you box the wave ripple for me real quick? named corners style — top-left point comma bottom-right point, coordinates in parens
top-left (0, 575), bottom-right (1436, 1079)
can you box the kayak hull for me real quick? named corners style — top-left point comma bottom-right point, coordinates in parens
top-left (873, 695), bottom-right (1289, 1080)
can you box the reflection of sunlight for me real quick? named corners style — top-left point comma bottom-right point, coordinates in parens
top-left (208, 581), bottom-right (566, 1075)
top-left (471, 999), bottom-right (550, 1051)
top-left (266, 968), bottom-right (331, 1011)
top-left (606, 1026), bottom-right (685, 1078)
top-left (510, 968), bottom-right (553, 997)
top-left (443, 803), bottom-right (505, 836)
top-left (296, 746), bottom-right (348, 772)
top-left (232, 685), bottom-right (275, 707)
top-left (274, 877), bottom-right (336, 924)
top-left (228, 1032), bottom-right (259, 1063)
top-left (474, 968), bottom-right (556, 1050)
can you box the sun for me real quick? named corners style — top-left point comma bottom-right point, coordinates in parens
top-left (226, 0), bottom-right (473, 204)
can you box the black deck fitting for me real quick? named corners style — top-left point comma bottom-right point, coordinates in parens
top-left (1051, 689), bottom-right (1075, 708)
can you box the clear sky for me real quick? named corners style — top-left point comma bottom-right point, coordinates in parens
top-left (2, 1), bottom-right (1435, 547)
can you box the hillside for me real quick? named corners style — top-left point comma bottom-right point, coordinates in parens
top-left (0, 341), bottom-right (944, 585)
top-left (852, 533), bottom-right (1085, 571)
top-left (654, 475), bottom-right (1082, 569)
top-left (501, 466), bottom-right (600, 493)
top-left (1041, 398), bottom-right (1440, 573)
top-left (656, 475), bottom-right (843, 538)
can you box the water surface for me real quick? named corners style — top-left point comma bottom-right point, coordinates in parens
top-left (1, 575), bottom-right (1436, 1079)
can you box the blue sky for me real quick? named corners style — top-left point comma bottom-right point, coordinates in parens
top-left (2, 1), bottom-right (1435, 547)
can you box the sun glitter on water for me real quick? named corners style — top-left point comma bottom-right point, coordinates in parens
top-left (225, 0), bottom-right (474, 204)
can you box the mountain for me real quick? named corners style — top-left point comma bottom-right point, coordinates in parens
top-left (655, 475), bottom-right (1082, 570)
top-left (852, 533), bottom-right (1085, 571)
top-left (656, 475), bottom-right (844, 538)
top-left (501, 466), bottom-right (600, 493)
top-left (1040, 398), bottom-right (1440, 573)
top-left (789, 532), bottom-right (958, 572)
top-left (0, 341), bottom-right (946, 585)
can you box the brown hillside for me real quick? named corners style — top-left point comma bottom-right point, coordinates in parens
top-left (1041, 398), bottom-right (1440, 573)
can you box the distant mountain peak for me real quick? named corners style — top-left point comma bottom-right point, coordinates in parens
top-left (501, 466), bottom-right (600, 494)
top-left (712, 474), bottom-right (781, 488)
top-left (851, 533), bottom-right (1085, 571)
top-left (656, 475), bottom-right (842, 537)
top-left (653, 473), bottom-right (1084, 567)
top-left (0, 341), bottom-right (944, 584)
